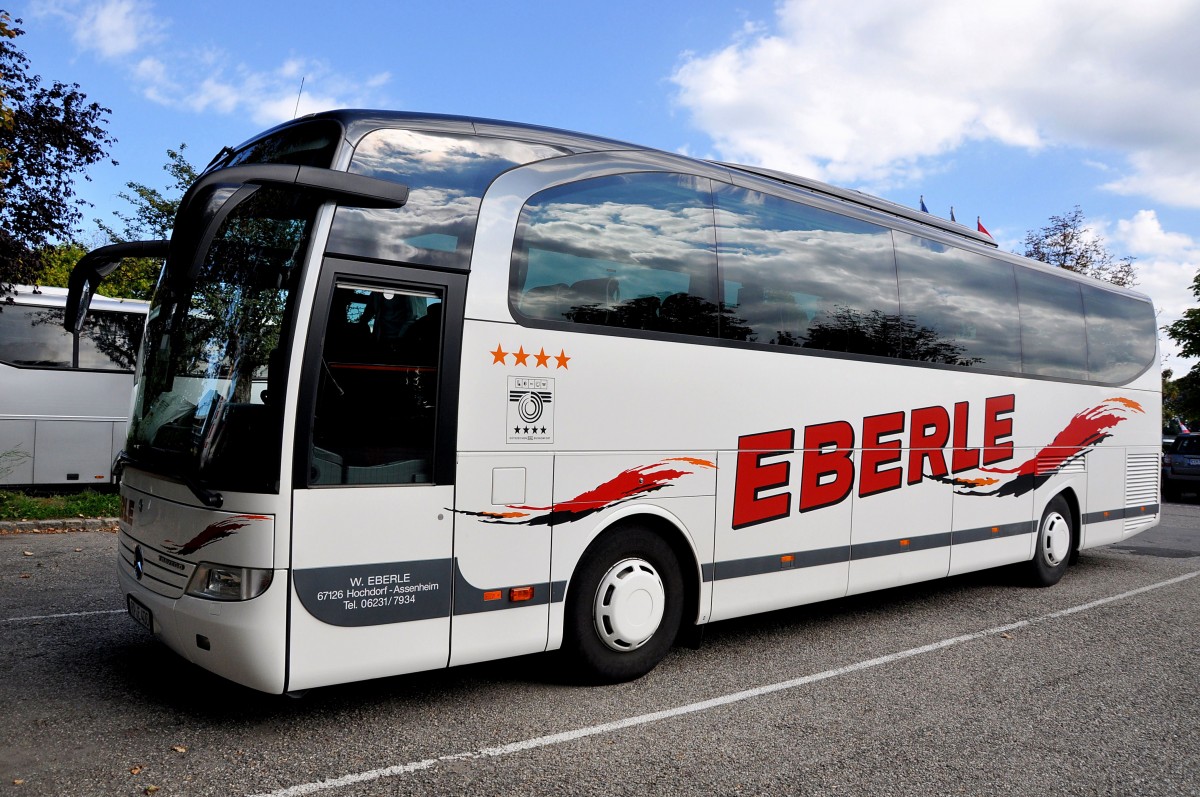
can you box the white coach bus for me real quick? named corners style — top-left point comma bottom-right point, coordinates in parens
top-left (74, 111), bottom-right (1160, 694)
top-left (0, 284), bottom-right (148, 486)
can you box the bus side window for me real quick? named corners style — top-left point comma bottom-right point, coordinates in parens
top-left (310, 284), bottom-right (443, 486)
top-left (511, 172), bottom-right (719, 337)
top-left (713, 183), bottom-right (900, 355)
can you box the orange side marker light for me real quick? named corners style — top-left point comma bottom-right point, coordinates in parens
top-left (509, 586), bottom-right (535, 602)
top-left (483, 590), bottom-right (502, 602)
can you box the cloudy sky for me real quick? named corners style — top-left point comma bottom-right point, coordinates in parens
top-left (11, 0), bottom-right (1200, 371)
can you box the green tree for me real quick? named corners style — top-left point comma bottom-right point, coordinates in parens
top-left (0, 11), bottom-right (115, 289)
top-left (1021, 206), bottom-right (1137, 287)
top-left (98, 144), bottom-right (196, 243)
top-left (35, 145), bottom-right (197, 299)
top-left (1164, 268), bottom-right (1200, 424)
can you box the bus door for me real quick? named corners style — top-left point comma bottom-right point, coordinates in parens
top-left (288, 260), bottom-right (464, 691)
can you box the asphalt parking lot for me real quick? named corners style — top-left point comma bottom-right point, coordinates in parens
top-left (2, 507), bottom-right (1197, 797)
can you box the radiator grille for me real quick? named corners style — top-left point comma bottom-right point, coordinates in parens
top-left (1124, 452), bottom-right (1160, 533)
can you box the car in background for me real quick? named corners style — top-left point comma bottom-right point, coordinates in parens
top-left (1162, 433), bottom-right (1200, 501)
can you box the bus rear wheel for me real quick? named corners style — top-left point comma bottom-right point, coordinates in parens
top-left (563, 527), bottom-right (684, 683)
top-left (1028, 495), bottom-right (1073, 587)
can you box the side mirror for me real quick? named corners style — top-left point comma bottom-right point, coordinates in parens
top-left (64, 240), bottom-right (170, 332)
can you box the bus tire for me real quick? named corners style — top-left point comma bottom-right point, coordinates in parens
top-left (563, 526), bottom-right (684, 684)
top-left (1028, 495), bottom-right (1073, 587)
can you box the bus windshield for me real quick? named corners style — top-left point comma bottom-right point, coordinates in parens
top-left (127, 185), bottom-right (318, 493)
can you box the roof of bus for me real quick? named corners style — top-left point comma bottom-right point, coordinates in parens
top-left (227, 109), bottom-right (999, 248)
top-left (3, 285), bottom-right (149, 314)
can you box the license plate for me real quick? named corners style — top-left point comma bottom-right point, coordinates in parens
top-left (127, 595), bottom-right (153, 632)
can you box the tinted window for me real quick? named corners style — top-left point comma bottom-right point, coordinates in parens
top-left (1082, 284), bottom-right (1156, 382)
top-left (0, 304), bottom-right (143, 371)
top-left (1175, 437), bottom-right (1200, 455)
top-left (217, 119), bottom-right (341, 171)
top-left (512, 172), bottom-right (719, 337)
top-left (714, 184), bottom-right (900, 356)
top-left (329, 131), bottom-right (568, 269)
top-left (895, 235), bottom-right (1021, 370)
top-left (311, 284), bottom-right (443, 486)
top-left (1017, 268), bottom-right (1087, 378)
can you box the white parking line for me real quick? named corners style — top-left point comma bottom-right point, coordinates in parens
top-left (250, 569), bottom-right (1200, 797)
top-left (1, 608), bottom-right (125, 624)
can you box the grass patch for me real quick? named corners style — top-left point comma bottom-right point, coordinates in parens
top-left (0, 489), bottom-right (122, 521)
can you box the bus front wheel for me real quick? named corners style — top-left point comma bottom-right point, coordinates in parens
top-left (563, 527), bottom-right (683, 683)
top-left (1029, 496), bottom-right (1073, 587)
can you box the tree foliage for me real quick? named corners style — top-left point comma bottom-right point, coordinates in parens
top-left (0, 11), bottom-right (115, 288)
top-left (1164, 268), bottom-right (1200, 425)
top-left (98, 144), bottom-right (196, 243)
top-left (1021, 206), bottom-right (1137, 287)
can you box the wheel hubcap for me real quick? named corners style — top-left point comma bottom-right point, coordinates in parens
top-left (1042, 511), bottom-right (1070, 566)
top-left (593, 558), bottom-right (665, 652)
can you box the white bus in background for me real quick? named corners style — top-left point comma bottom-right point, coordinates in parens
top-left (79, 111), bottom-right (1161, 695)
top-left (0, 285), bottom-right (148, 486)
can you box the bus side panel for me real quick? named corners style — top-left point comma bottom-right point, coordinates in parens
top-left (848, 472), bottom-right (952, 596)
top-left (1082, 446), bottom-right (1131, 549)
top-left (711, 448), bottom-right (851, 623)
top-left (288, 486), bottom-right (454, 691)
top-left (0, 419), bottom-right (35, 484)
top-left (33, 419), bottom-right (115, 484)
top-left (948, 475), bottom-right (1036, 577)
top-left (449, 453), bottom-right (553, 667)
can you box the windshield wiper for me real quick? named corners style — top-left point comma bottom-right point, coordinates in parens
top-left (113, 451), bottom-right (225, 509)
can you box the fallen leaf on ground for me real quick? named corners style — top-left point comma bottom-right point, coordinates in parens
top-left (1000, 632), bottom-right (1013, 639)
top-left (130, 766), bottom-right (143, 775)
top-left (144, 786), bottom-right (160, 795)
top-left (19, 574), bottom-right (30, 579)
top-left (74, 548), bottom-right (83, 552)
top-left (22, 551), bottom-right (33, 556)
top-left (13, 779), bottom-right (25, 785)
top-left (172, 745), bottom-right (187, 753)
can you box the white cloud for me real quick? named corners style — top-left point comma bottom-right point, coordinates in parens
top-left (672, 0), bottom-right (1200, 206)
top-left (57, 0), bottom-right (166, 59)
top-left (39, 2), bottom-right (390, 127)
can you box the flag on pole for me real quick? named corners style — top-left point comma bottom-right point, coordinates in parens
top-left (950, 206), bottom-right (956, 223)
top-left (977, 216), bottom-right (991, 237)
top-left (920, 195), bottom-right (928, 213)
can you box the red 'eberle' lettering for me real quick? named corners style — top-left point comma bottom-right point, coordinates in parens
top-left (732, 429), bottom-right (794, 529)
top-left (799, 421), bottom-right (855, 513)
top-left (731, 392), bottom-right (1021, 529)
top-left (859, 411), bottom-right (905, 497)
top-left (983, 394), bottom-right (1016, 465)
top-left (908, 405), bottom-right (950, 484)
top-left (951, 401), bottom-right (981, 472)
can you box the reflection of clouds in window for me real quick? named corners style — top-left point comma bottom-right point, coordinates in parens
top-left (1017, 269), bottom-right (1087, 379)
top-left (1082, 284), bottom-right (1156, 382)
top-left (522, 200), bottom-right (715, 274)
top-left (330, 130), bottom-right (567, 267)
top-left (332, 187), bottom-right (481, 262)
top-left (351, 130), bottom-right (564, 192)
top-left (514, 173), bottom-right (718, 336)
top-left (895, 234), bottom-right (1021, 371)
top-left (714, 185), bottom-right (899, 349)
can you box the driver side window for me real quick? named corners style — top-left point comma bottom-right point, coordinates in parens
top-left (309, 283), bottom-right (443, 485)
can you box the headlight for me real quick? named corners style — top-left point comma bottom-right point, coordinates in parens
top-left (186, 564), bottom-right (274, 601)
